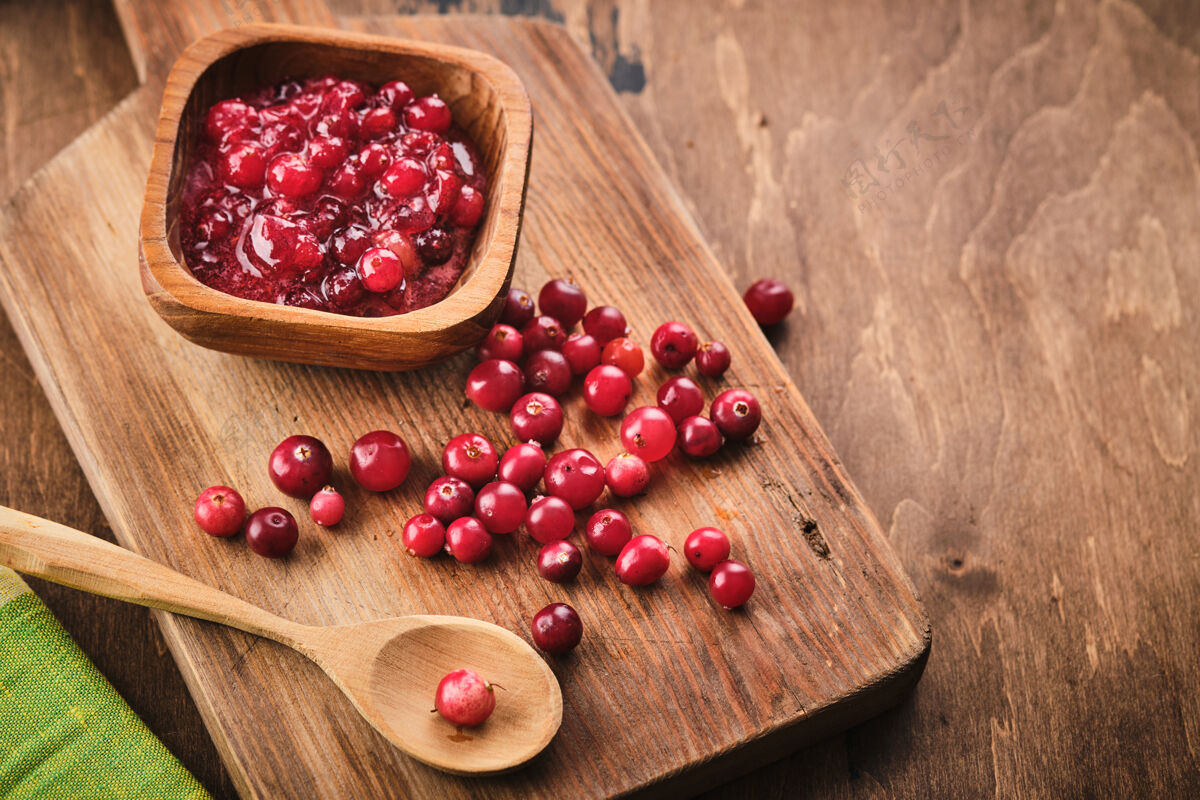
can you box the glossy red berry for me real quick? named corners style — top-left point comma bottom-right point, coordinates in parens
top-left (434, 668), bottom-right (496, 726)
top-left (349, 430), bottom-right (411, 491)
top-left (600, 337), bottom-right (644, 377)
top-left (582, 365), bottom-right (632, 417)
top-left (544, 449), bottom-right (606, 510)
top-left (450, 185), bottom-right (485, 227)
top-left (650, 321), bottom-right (699, 369)
top-left (266, 153), bottom-right (323, 198)
top-left (221, 142), bottom-right (268, 188)
top-left (269, 435), bottom-right (333, 498)
top-left (531, 602), bottom-right (583, 655)
top-left (696, 341), bottom-right (732, 377)
top-left (310, 486), bottom-right (345, 526)
top-left (500, 287), bottom-right (536, 328)
top-left (585, 509), bottom-right (632, 556)
top-left (743, 278), bottom-right (794, 325)
top-left (521, 315), bottom-right (565, 353)
top-left (442, 434), bottom-right (499, 489)
top-left (562, 333), bottom-right (602, 375)
top-left (678, 415), bottom-right (723, 458)
top-left (497, 443), bottom-right (547, 492)
top-left (405, 95), bottom-right (452, 133)
top-left (474, 481), bottom-right (527, 534)
top-left (604, 453), bottom-right (649, 497)
top-left (522, 350), bottom-right (572, 396)
top-left (684, 527), bottom-right (731, 571)
top-left (510, 392), bottom-right (564, 446)
top-left (357, 246), bottom-right (403, 293)
top-left (537, 540), bottom-right (582, 584)
top-left (620, 407), bottom-right (677, 462)
top-left (194, 485), bottom-right (246, 538)
top-left (445, 517), bottom-right (493, 563)
top-left (538, 279), bottom-right (587, 328)
top-left (477, 324), bottom-right (523, 362)
top-left (424, 476), bottom-right (475, 523)
top-left (465, 359), bottom-right (525, 413)
top-left (656, 376), bottom-right (705, 424)
top-left (709, 560), bottom-right (756, 608)
top-left (403, 513), bottom-right (446, 558)
top-left (245, 507), bottom-right (299, 558)
top-left (525, 495), bottom-right (575, 544)
top-left (379, 156), bottom-right (425, 197)
top-left (582, 305), bottom-right (627, 343)
top-left (710, 389), bottom-right (762, 440)
top-left (615, 535), bottom-right (670, 586)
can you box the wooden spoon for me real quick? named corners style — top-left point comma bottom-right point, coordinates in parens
top-left (0, 506), bottom-right (562, 775)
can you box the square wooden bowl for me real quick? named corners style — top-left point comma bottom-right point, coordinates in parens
top-left (139, 24), bottom-right (532, 371)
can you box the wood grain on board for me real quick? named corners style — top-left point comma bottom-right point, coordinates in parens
top-left (0, 6), bottom-right (927, 800)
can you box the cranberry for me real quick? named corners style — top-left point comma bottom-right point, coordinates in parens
top-left (544, 449), bottom-right (605, 510)
top-left (684, 527), bottom-right (730, 571)
top-left (537, 541), bottom-right (583, 584)
top-left (327, 162), bottom-right (366, 199)
top-left (678, 415), bottom-right (723, 458)
top-left (500, 287), bottom-right (536, 328)
top-left (525, 495), bottom-right (575, 543)
top-left (245, 507), bottom-right (299, 558)
top-left (357, 142), bottom-right (391, 176)
top-left (477, 324), bottom-right (523, 362)
top-left (444, 517), bottom-right (493, 563)
top-left (604, 453), bottom-right (649, 497)
top-left (360, 106), bottom-right (397, 139)
top-left (442, 434), bottom-right (499, 489)
top-left (521, 315), bottom-right (565, 353)
top-left (349, 430), bottom-right (411, 491)
top-left (406, 95), bottom-right (452, 133)
top-left (378, 80), bottom-right (414, 109)
top-left (374, 229), bottom-right (420, 277)
top-left (656, 376), bottom-right (705, 424)
top-left (474, 481), bottom-right (527, 534)
top-left (424, 476), bottom-right (476, 523)
top-left (220, 142), bottom-right (267, 188)
top-left (194, 485), bottom-right (246, 537)
top-left (743, 278), bottom-right (794, 325)
top-left (523, 350), bottom-right (572, 396)
top-left (450, 185), bottom-right (485, 227)
top-left (403, 513), bottom-right (446, 558)
top-left (582, 305), bottom-right (627, 343)
top-left (582, 365), bottom-right (633, 417)
top-left (415, 227), bottom-right (454, 264)
top-left (206, 99), bottom-right (258, 142)
top-left (615, 535), bottom-right (670, 586)
top-left (356, 246), bottom-right (403, 293)
top-left (696, 341), bottom-right (732, 377)
top-left (620, 407), bottom-right (678, 462)
top-left (650, 321), bottom-right (699, 369)
top-left (510, 392), bottom-right (564, 445)
top-left (497, 443), bottom-right (546, 492)
top-left (585, 509), bottom-right (633, 556)
top-left (268, 435), bottom-right (333, 498)
top-left (530, 602), bottom-right (582, 655)
top-left (429, 169), bottom-right (463, 215)
top-left (562, 333), bottom-right (602, 375)
top-left (380, 156), bottom-right (426, 197)
top-left (266, 153), bottom-right (323, 198)
top-left (709, 560), bottom-right (756, 608)
top-left (601, 337), bottom-right (644, 377)
top-left (537, 279), bottom-right (587, 327)
top-left (310, 486), bottom-right (345, 526)
top-left (465, 359), bottom-right (525, 413)
top-left (308, 135), bottom-right (348, 168)
top-left (711, 389), bottom-right (762, 440)
top-left (434, 668), bottom-right (496, 726)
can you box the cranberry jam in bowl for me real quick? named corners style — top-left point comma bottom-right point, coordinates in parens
top-left (140, 25), bottom-right (531, 370)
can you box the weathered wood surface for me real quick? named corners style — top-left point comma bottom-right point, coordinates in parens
top-left (0, 3), bottom-right (927, 799)
top-left (3, 0), bottom-right (1199, 798)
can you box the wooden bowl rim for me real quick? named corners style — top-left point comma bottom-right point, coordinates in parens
top-left (139, 23), bottom-right (532, 337)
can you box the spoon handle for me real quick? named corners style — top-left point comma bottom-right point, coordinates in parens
top-left (0, 505), bottom-right (310, 648)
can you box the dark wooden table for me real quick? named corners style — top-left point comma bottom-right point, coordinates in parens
top-left (2, 1), bottom-right (1197, 797)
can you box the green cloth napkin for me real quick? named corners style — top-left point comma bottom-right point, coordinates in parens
top-left (0, 567), bottom-right (211, 799)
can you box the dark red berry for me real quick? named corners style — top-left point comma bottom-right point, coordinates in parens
top-left (582, 305), bottom-right (627, 343)
top-left (678, 415), bottom-right (723, 457)
top-left (245, 507), bottom-right (299, 558)
top-left (562, 333), bottom-right (602, 375)
top-left (538, 279), bottom-right (587, 328)
top-left (710, 389), bottom-right (762, 440)
top-left (525, 495), bottom-right (575, 543)
top-left (696, 341), bottom-right (732, 377)
top-left (510, 392), bottom-right (564, 445)
top-left (477, 324), bottom-right (524, 362)
top-left (497, 443), bottom-right (547, 492)
top-left (650, 321), bottom-right (699, 369)
top-left (194, 485), bottom-right (246, 537)
top-left (435, 668), bottom-right (495, 726)
top-left (684, 527), bottom-right (731, 571)
top-left (474, 481), bottom-right (527, 534)
top-left (442, 434), bottom-right (499, 489)
top-left (709, 559), bottom-right (756, 608)
top-left (465, 359), bottom-right (526, 413)
top-left (544, 449), bottom-right (606, 510)
top-left (604, 453), bottom-right (649, 497)
top-left (349, 430), bottom-right (411, 492)
top-left (523, 350), bottom-right (572, 396)
top-left (615, 535), bottom-right (670, 586)
top-left (445, 517), bottom-right (493, 563)
top-left (743, 278), bottom-right (794, 325)
top-left (583, 364), bottom-right (632, 417)
top-left (403, 513), bottom-right (446, 558)
top-left (537, 540), bottom-right (582, 583)
top-left (656, 376), bottom-right (705, 424)
top-left (405, 95), bottom-right (452, 133)
top-left (531, 602), bottom-right (582, 655)
top-left (585, 509), bottom-right (632, 556)
top-left (600, 337), bottom-right (644, 377)
top-left (269, 435), bottom-right (333, 498)
top-left (266, 153), bottom-right (323, 198)
top-left (500, 287), bottom-right (536, 328)
top-left (310, 486), bottom-right (345, 526)
top-left (521, 315), bottom-right (565, 353)
top-left (620, 407), bottom-right (677, 462)
top-left (424, 476), bottom-right (476, 523)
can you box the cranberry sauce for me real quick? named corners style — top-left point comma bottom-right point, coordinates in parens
top-left (179, 76), bottom-right (488, 317)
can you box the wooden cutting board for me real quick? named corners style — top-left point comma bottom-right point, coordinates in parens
top-left (0, 3), bottom-right (928, 798)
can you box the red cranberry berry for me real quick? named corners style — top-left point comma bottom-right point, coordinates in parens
top-left (327, 162), bottom-right (365, 199)
top-left (562, 333), bottom-right (602, 375)
top-left (537, 541), bottom-right (583, 584)
top-left (523, 350), bottom-right (572, 396)
top-left (582, 305), bottom-right (627, 343)
top-left (442, 434), bottom-right (499, 489)
top-left (525, 495), bottom-right (575, 543)
top-left (604, 453), bottom-right (649, 497)
top-left (582, 365), bottom-right (633, 417)
top-left (349, 430), bottom-right (411, 492)
top-left (684, 527), bottom-right (731, 571)
top-left (620, 407), bottom-right (678, 462)
top-left (379, 156), bottom-right (426, 197)
top-left (544, 449), bottom-right (606, 510)
top-left (678, 415), bottom-right (723, 458)
top-left (497, 443), bottom-right (547, 492)
top-left (357, 142), bottom-right (391, 177)
top-left (414, 227), bottom-right (454, 265)
top-left (510, 392), bottom-right (564, 446)
top-left (696, 341), bottom-right (732, 377)
top-left (537, 279), bottom-right (587, 328)
top-left (403, 513), bottom-right (446, 558)
top-left (266, 153), bottom-right (323, 198)
top-left (220, 142), bottom-right (268, 188)
top-left (405, 95), bottom-right (452, 133)
top-left (357, 246), bottom-right (403, 293)
top-left (194, 485), bottom-right (246, 538)
top-left (360, 106), bottom-right (397, 138)
top-left (434, 668), bottom-right (496, 726)
top-left (477, 324), bottom-right (523, 362)
top-left (465, 359), bottom-right (526, 413)
top-left (378, 79), bottom-right (414, 109)
top-left (650, 321), bottom-right (699, 369)
top-left (450, 185), bottom-right (485, 228)
top-left (711, 389), bottom-right (762, 440)
top-left (601, 337), bottom-right (644, 377)
top-left (474, 481), bottom-right (527, 534)
top-left (444, 517), bottom-right (493, 563)
top-left (245, 507), bottom-right (299, 558)
top-left (656, 376), bottom-right (705, 424)
top-left (206, 99), bottom-right (258, 142)
top-left (585, 509), bottom-right (633, 556)
top-left (615, 535), bottom-right (670, 586)
top-left (501, 287), bottom-right (536, 328)
top-left (743, 278), bottom-right (794, 325)
top-left (424, 476), bottom-right (476, 523)
top-left (308, 135), bottom-right (348, 168)
top-left (709, 560), bottom-right (756, 608)
top-left (521, 315), bottom-right (565, 353)
top-left (269, 435), bottom-right (333, 498)
top-left (531, 602), bottom-right (583, 655)
top-left (310, 486), bottom-right (345, 527)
